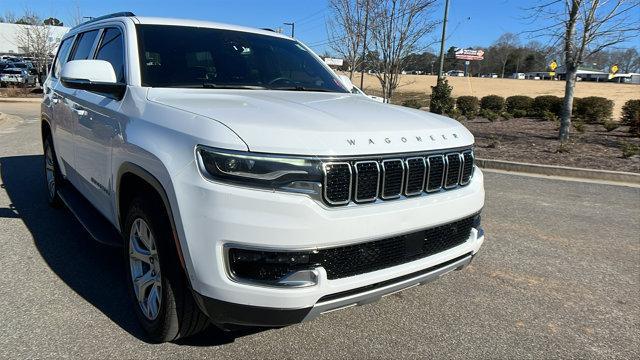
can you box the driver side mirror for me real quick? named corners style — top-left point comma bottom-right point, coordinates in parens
top-left (337, 74), bottom-right (355, 92)
top-left (61, 60), bottom-right (125, 100)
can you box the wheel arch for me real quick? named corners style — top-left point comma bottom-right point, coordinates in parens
top-left (116, 162), bottom-right (188, 273)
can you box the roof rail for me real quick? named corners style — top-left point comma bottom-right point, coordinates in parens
top-left (72, 12), bottom-right (135, 29)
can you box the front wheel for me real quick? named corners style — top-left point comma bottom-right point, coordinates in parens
top-left (124, 197), bottom-right (209, 342)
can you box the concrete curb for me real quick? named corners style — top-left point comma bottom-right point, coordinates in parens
top-left (476, 158), bottom-right (640, 185)
top-left (0, 97), bottom-right (41, 103)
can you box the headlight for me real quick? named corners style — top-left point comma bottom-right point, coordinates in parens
top-left (197, 146), bottom-right (324, 192)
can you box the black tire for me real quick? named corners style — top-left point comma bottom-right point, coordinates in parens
top-left (43, 135), bottom-right (62, 208)
top-left (124, 196), bottom-right (209, 342)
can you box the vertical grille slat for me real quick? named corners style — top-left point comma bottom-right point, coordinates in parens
top-left (426, 155), bottom-right (445, 192)
top-left (354, 161), bottom-right (380, 202)
top-left (381, 159), bottom-right (404, 199)
top-left (444, 153), bottom-right (462, 189)
top-left (460, 150), bottom-right (474, 185)
top-left (321, 148), bottom-right (474, 206)
top-left (323, 163), bottom-right (352, 205)
top-left (404, 157), bottom-right (426, 196)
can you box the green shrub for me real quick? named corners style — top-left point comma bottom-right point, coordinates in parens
top-left (532, 95), bottom-right (563, 117)
top-left (621, 99), bottom-right (640, 136)
top-left (505, 95), bottom-right (533, 116)
top-left (479, 108), bottom-right (499, 122)
top-left (573, 121), bottom-right (585, 133)
top-left (402, 99), bottom-right (424, 109)
top-left (429, 78), bottom-right (454, 115)
top-left (447, 108), bottom-right (461, 119)
top-left (456, 96), bottom-right (479, 118)
top-left (621, 142), bottom-right (639, 158)
top-left (512, 109), bottom-right (528, 118)
top-left (574, 96), bottom-right (613, 123)
top-left (480, 95), bottom-right (505, 112)
top-left (501, 111), bottom-right (513, 120)
top-left (602, 120), bottom-right (619, 132)
top-left (542, 110), bottom-right (559, 122)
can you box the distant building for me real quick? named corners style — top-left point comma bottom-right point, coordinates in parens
top-left (0, 22), bottom-right (69, 55)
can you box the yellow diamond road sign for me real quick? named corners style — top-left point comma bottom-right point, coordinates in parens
top-left (549, 60), bottom-right (558, 71)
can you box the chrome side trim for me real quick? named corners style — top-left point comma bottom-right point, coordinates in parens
top-left (404, 157), bottom-right (426, 196)
top-left (380, 159), bottom-right (405, 200)
top-left (354, 161), bottom-right (380, 203)
top-left (322, 162), bottom-right (352, 206)
top-left (426, 155), bottom-right (445, 192)
top-left (303, 254), bottom-right (474, 322)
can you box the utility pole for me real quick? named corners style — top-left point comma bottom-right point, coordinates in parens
top-left (284, 22), bottom-right (295, 37)
top-left (359, 0), bottom-right (370, 89)
top-left (436, 0), bottom-right (450, 81)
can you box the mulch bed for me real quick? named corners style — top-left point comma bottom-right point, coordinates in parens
top-left (463, 117), bottom-right (640, 173)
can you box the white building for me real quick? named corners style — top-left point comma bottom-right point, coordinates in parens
top-left (0, 22), bottom-right (69, 55)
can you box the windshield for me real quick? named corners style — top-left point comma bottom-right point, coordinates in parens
top-left (136, 25), bottom-right (347, 93)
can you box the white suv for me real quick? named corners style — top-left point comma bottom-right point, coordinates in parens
top-left (41, 12), bottom-right (485, 342)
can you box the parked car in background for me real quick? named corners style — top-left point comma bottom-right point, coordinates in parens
top-left (445, 70), bottom-right (465, 77)
top-left (511, 73), bottom-right (526, 80)
top-left (1, 67), bottom-right (37, 86)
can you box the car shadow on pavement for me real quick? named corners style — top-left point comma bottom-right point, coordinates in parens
top-left (0, 155), bottom-right (260, 346)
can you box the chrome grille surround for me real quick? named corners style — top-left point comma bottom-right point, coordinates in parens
top-left (380, 159), bottom-right (405, 200)
top-left (354, 161), bottom-right (380, 203)
top-left (426, 155), bottom-right (445, 192)
top-left (322, 162), bottom-right (352, 206)
top-left (320, 148), bottom-right (474, 206)
top-left (404, 157), bottom-right (427, 196)
top-left (444, 153), bottom-right (463, 189)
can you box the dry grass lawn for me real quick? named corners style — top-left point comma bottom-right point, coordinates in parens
top-left (352, 73), bottom-right (639, 119)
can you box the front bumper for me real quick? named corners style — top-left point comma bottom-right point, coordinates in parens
top-left (193, 251), bottom-right (477, 327)
top-left (173, 163), bottom-right (485, 316)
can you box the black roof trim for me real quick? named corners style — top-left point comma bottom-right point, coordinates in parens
top-left (72, 12), bottom-right (135, 30)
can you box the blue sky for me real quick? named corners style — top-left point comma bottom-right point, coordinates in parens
top-left (2, 0), bottom-right (638, 53)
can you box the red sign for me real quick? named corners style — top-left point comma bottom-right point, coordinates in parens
top-left (454, 48), bottom-right (484, 61)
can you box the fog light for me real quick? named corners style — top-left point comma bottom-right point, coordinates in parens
top-left (227, 248), bottom-right (318, 287)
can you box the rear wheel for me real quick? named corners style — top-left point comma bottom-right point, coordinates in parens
top-left (124, 197), bottom-right (209, 342)
top-left (43, 136), bottom-right (62, 207)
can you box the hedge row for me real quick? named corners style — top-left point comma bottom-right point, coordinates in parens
top-left (447, 94), bottom-right (618, 124)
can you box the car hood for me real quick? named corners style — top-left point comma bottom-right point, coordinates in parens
top-left (147, 88), bottom-right (474, 156)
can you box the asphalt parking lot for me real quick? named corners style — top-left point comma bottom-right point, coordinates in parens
top-left (0, 101), bottom-right (638, 359)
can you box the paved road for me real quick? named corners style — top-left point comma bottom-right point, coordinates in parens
top-left (0, 102), bottom-right (638, 359)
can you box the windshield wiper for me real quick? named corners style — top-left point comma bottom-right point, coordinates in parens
top-left (202, 83), bottom-right (267, 90)
top-left (269, 86), bottom-right (333, 92)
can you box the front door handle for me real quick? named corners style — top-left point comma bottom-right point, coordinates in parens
top-left (51, 98), bottom-right (60, 104)
top-left (72, 104), bottom-right (88, 116)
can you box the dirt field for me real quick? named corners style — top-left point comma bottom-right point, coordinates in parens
top-left (353, 73), bottom-right (639, 119)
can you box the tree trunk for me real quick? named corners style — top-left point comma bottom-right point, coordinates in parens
top-left (501, 61), bottom-right (507, 78)
top-left (559, 65), bottom-right (578, 141)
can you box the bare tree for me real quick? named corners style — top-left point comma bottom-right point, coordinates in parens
top-left (368, 0), bottom-right (437, 101)
top-left (493, 33), bottom-right (519, 78)
top-left (528, 0), bottom-right (639, 141)
top-left (69, 1), bottom-right (85, 27)
top-left (1, 10), bottom-right (18, 23)
top-left (327, 0), bottom-right (369, 79)
top-left (12, 10), bottom-right (59, 76)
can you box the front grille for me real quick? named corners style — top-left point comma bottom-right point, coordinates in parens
top-left (445, 153), bottom-right (462, 188)
top-left (311, 214), bottom-right (476, 279)
top-left (381, 159), bottom-right (404, 199)
top-left (323, 163), bottom-right (352, 205)
top-left (322, 148), bottom-right (474, 206)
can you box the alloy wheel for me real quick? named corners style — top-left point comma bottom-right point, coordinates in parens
top-left (129, 218), bottom-right (162, 321)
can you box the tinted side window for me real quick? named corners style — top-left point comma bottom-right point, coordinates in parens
top-left (95, 28), bottom-right (125, 83)
top-left (70, 30), bottom-right (99, 60)
top-left (53, 37), bottom-right (74, 78)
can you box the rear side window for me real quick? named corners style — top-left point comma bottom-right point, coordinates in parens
top-left (94, 28), bottom-right (125, 83)
top-left (53, 37), bottom-right (73, 78)
top-left (70, 30), bottom-right (99, 60)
